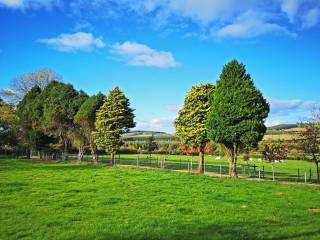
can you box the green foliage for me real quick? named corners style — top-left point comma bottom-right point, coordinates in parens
top-left (16, 86), bottom-right (51, 152)
top-left (33, 81), bottom-right (88, 158)
top-left (0, 98), bottom-right (17, 151)
top-left (94, 87), bottom-right (135, 156)
top-left (175, 84), bottom-right (214, 148)
top-left (207, 60), bottom-right (269, 149)
top-left (74, 92), bottom-right (104, 131)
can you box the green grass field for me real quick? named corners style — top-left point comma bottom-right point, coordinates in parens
top-left (1, 158), bottom-right (320, 240)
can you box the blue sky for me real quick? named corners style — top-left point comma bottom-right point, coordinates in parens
top-left (0, 0), bottom-right (319, 133)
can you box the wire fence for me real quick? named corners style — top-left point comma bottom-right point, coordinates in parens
top-left (26, 151), bottom-right (319, 185)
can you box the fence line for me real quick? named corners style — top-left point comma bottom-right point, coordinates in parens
top-left (26, 151), bottom-right (319, 185)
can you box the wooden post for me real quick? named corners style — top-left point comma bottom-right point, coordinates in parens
top-left (305, 171), bottom-right (307, 184)
top-left (191, 158), bottom-right (193, 171)
top-left (258, 168), bottom-right (261, 180)
top-left (262, 166), bottom-right (265, 178)
top-left (309, 168), bottom-right (312, 181)
top-left (136, 158), bottom-right (139, 168)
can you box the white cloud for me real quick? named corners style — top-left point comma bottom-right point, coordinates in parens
top-left (215, 11), bottom-right (296, 38)
top-left (281, 0), bottom-right (300, 22)
top-left (265, 98), bottom-right (319, 126)
top-left (135, 117), bottom-right (175, 133)
top-left (302, 7), bottom-right (320, 28)
top-left (38, 32), bottom-right (105, 52)
top-left (110, 41), bottom-right (179, 68)
top-left (268, 98), bottom-right (318, 115)
top-left (0, 0), bottom-right (62, 10)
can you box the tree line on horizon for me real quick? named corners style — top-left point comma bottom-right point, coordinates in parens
top-left (1, 61), bottom-right (319, 179)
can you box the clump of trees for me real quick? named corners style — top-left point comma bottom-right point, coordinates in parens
top-left (0, 69), bottom-right (136, 162)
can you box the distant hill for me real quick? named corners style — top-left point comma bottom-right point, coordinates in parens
top-left (268, 124), bottom-right (298, 130)
top-left (122, 130), bottom-right (177, 142)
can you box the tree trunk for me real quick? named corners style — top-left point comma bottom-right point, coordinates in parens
top-left (89, 137), bottom-right (98, 164)
top-left (78, 145), bottom-right (84, 162)
top-left (111, 152), bottom-right (115, 166)
top-left (316, 161), bottom-right (319, 183)
top-left (198, 146), bottom-right (205, 174)
top-left (62, 138), bottom-right (69, 161)
top-left (26, 149), bottom-right (31, 159)
top-left (229, 143), bottom-right (238, 178)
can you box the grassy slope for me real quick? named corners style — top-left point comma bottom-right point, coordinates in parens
top-left (1, 159), bottom-right (320, 240)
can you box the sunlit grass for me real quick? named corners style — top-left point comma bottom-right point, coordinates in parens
top-left (1, 158), bottom-right (320, 240)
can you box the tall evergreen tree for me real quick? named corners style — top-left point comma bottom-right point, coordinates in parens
top-left (74, 92), bottom-right (105, 162)
top-left (94, 87), bottom-right (135, 164)
top-left (207, 60), bottom-right (269, 177)
top-left (16, 85), bottom-right (48, 158)
top-left (175, 84), bottom-right (215, 173)
top-left (36, 81), bottom-right (88, 160)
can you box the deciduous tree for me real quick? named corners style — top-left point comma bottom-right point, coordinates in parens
top-left (1, 68), bottom-right (60, 104)
top-left (298, 108), bottom-right (320, 182)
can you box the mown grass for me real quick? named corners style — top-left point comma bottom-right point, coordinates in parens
top-left (1, 158), bottom-right (320, 240)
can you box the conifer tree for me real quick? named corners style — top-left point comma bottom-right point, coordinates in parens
top-left (94, 87), bottom-right (135, 164)
top-left (207, 60), bottom-right (269, 177)
top-left (175, 84), bottom-right (214, 173)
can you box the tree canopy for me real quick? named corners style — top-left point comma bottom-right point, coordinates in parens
top-left (175, 83), bottom-right (214, 173)
top-left (74, 92), bottom-right (105, 162)
top-left (207, 60), bottom-right (269, 177)
top-left (36, 81), bottom-right (88, 160)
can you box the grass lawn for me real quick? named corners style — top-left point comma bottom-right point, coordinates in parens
top-left (1, 158), bottom-right (320, 240)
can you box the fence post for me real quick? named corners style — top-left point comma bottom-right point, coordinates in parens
top-left (204, 162), bottom-right (206, 174)
top-left (136, 158), bottom-right (139, 168)
top-left (220, 165), bottom-right (222, 178)
top-left (191, 159), bottom-right (193, 171)
top-left (309, 168), bottom-right (312, 181)
top-left (272, 165), bottom-right (275, 182)
top-left (305, 171), bottom-right (307, 184)
top-left (258, 168), bottom-right (261, 180)
top-left (262, 166), bottom-right (265, 178)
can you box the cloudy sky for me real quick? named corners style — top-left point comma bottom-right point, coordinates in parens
top-left (1, 0), bottom-right (319, 132)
